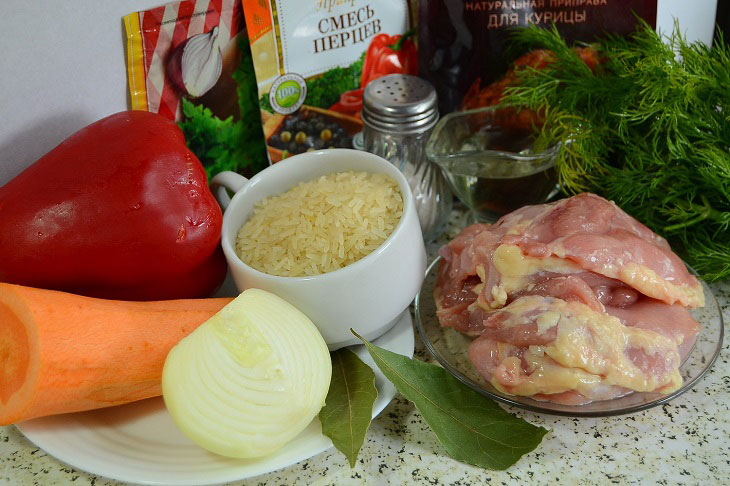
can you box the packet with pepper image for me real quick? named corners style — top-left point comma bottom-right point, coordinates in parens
top-left (124, 0), bottom-right (268, 178)
top-left (242, 0), bottom-right (416, 162)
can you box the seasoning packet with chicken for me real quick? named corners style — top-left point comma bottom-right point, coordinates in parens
top-left (124, 0), bottom-right (268, 178)
top-left (418, 0), bottom-right (659, 116)
top-left (241, 0), bottom-right (416, 162)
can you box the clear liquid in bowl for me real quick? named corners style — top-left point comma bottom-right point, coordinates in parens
top-left (427, 108), bottom-right (562, 223)
top-left (436, 125), bottom-right (559, 222)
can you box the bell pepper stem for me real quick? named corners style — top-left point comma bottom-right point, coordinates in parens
top-left (389, 28), bottom-right (416, 51)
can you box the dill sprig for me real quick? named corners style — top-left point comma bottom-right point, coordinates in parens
top-left (501, 21), bottom-right (730, 281)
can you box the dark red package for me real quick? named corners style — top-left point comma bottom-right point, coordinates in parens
top-left (418, 0), bottom-right (659, 114)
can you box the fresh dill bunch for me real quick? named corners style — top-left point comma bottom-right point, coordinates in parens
top-left (500, 21), bottom-right (730, 281)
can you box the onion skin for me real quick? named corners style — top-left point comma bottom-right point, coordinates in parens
top-left (166, 39), bottom-right (187, 95)
top-left (161, 288), bottom-right (331, 458)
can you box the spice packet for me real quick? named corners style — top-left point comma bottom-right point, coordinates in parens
top-left (124, 0), bottom-right (268, 178)
top-left (417, 0), bottom-right (660, 115)
top-left (241, 0), bottom-right (416, 162)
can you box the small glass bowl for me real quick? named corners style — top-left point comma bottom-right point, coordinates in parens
top-left (414, 257), bottom-right (725, 417)
top-left (426, 106), bottom-right (561, 222)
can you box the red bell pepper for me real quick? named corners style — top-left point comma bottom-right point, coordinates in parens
top-left (0, 111), bottom-right (227, 301)
top-left (360, 29), bottom-right (418, 88)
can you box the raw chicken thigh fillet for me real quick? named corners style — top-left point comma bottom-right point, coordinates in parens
top-left (435, 193), bottom-right (702, 405)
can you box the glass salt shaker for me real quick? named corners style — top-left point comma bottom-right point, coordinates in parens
top-left (361, 74), bottom-right (452, 242)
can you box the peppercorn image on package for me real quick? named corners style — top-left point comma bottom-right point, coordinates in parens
top-left (124, 0), bottom-right (268, 178)
top-left (242, 0), bottom-right (416, 162)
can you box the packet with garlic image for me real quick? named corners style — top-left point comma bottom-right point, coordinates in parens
top-left (124, 0), bottom-right (268, 178)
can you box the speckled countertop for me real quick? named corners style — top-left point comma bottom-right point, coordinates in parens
top-left (2, 211), bottom-right (729, 486)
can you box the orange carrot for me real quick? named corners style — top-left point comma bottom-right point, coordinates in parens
top-left (0, 282), bottom-right (231, 425)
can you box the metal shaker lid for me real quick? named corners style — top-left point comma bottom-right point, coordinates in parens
top-left (362, 74), bottom-right (438, 134)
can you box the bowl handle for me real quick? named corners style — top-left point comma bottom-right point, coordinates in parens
top-left (209, 171), bottom-right (249, 211)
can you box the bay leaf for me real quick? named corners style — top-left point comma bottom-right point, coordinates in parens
top-left (319, 348), bottom-right (378, 467)
top-left (356, 332), bottom-right (549, 470)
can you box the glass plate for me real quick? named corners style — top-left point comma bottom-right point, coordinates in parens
top-left (16, 311), bottom-right (414, 486)
top-left (414, 257), bottom-right (724, 417)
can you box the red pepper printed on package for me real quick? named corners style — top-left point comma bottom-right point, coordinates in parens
top-left (0, 111), bottom-right (227, 301)
top-left (360, 29), bottom-right (418, 88)
top-left (330, 29), bottom-right (419, 118)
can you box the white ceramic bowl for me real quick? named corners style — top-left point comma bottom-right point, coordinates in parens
top-left (210, 149), bottom-right (427, 350)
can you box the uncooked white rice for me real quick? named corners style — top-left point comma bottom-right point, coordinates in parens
top-left (235, 170), bottom-right (403, 277)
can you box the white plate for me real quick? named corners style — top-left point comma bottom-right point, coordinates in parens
top-left (17, 311), bottom-right (414, 486)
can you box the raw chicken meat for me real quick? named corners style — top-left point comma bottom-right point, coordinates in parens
top-left (607, 298), bottom-right (700, 360)
top-left (497, 193), bottom-right (704, 308)
top-left (435, 193), bottom-right (703, 404)
top-left (467, 296), bottom-right (684, 405)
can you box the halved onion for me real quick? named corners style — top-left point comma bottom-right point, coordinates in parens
top-left (162, 288), bottom-right (331, 458)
